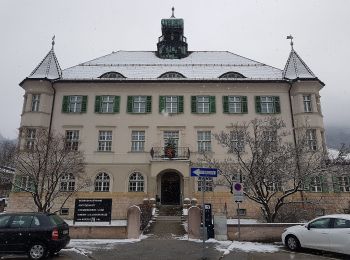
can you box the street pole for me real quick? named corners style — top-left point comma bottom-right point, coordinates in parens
top-left (202, 177), bottom-right (206, 260)
top-left (237, 201), bottom-right (241, 241)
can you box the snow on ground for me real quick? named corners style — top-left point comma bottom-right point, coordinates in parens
top-left (208, 239), bottom-right (280, 255)
top-left (65, 236), bottom-right (149, 252)
top-left (328, 148), bottom-right (350, 160)
top-left (174, 236), bottom-right (279, 255)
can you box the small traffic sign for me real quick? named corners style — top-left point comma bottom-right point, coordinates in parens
top-left (190, 167), bottom-right (218, 177)
top-left (233, 182), bottom-right (244, 202)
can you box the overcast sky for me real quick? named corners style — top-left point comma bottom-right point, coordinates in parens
top-left (0, 0), bottom-right (349, 139)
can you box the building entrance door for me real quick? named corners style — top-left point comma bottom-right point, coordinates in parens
top-left (161, 172), bottom-right (180, 205)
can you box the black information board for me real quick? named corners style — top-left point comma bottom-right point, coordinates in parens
top-left (74, 198), bottom-right (112, 222)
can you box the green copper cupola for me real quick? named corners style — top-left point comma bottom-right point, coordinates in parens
top-left (157, 7), bottom-right (188, 59)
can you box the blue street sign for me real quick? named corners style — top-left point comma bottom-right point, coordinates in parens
top-left (190, 167), bottom-right (218, 177)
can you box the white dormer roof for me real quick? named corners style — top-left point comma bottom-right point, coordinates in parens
top-left (283, 49), bottom-right (316, 80)
top-left (28, 47), bottom-right (62, 80)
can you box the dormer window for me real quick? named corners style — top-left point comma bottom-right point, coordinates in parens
top-left (99, 72), bottom-right (125, 79)
top-left (159, 72), bottom-right (185, 78)
top-left (219, 72), bottom-right (245, 79)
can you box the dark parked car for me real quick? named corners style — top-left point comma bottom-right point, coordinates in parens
top-left (0, 212), bottom-right (70, 259)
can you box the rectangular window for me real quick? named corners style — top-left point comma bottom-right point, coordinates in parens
top-left (230, 130), bottom-right (244, 152)
top-left (62, 95), bottom-right (87, 113)
top-left (65, 130), bottom-right (79, 151)
top-left (131, 131), bottom-right (145, 152)
top-left (198, 177), bottom-right (213, 192)
top-left (310, 176), bottom-right (322, 192)
top-left (59, 208), bottom-right (69, 216)
top-left (229, 96), bottom-right (242, 113)
top-left (101, 96), bottom-right (115, 113)
top-left (337, 177), bottom-right (350, 192)
top-left (303, 95), bottom-right (312, 112)
top-left (98, 131), bottom-right (112, 151)
top-left (198, 131), bottom-right (211, 152)
top-left (306, 129), bottom-right (317, 151)
top-left (19, 176), bottom-right (32, 191)
top-left (25, 128), bottom-right (36, 150)
top-left (256, 96), bottom-right (280, 114)
top-left (69, 96), bottom-right (82, 113)
top-left (261, 96), bottom-right (274, 113)
top-left (196, 96), bottom-right (210, 113)
top-left (266, 181), bottom-right (282, 192)
top-left (263, 130), bottom-right (277, 150)
top-left (31, 94), bottom-right (40, 112)
top-left (133, 96), bottom-right (146, 113)
top-left (236, 208), bottom-right (247, 216)
top-left (165, 96), bottom-right (178, 113)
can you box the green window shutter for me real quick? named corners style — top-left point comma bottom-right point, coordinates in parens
top-left (223, 96), bottom-right (229, 113)
top-left (332, 176), bottom-right (341, 193)
top-left (81, 96), bottom-right (88, 113)
top-left (321, 176), bottom-right (329, 193)
top-left (274, 96), bottom-right (281, 114)
top-left (159, 96), bottom-right (165, 113)
top-left (28, 178), bottom-right (35, 193)
top-left (62, 96), bottom-right (69, 113)
top-left (12, 175), bottom-right (21, 192)
top-left (255, 96), bottom-right (261, 113)
top-left (178, 96), bottom-right (184, 113)
top-left (95, 96), bottom-right (101, 113)
top-left (191, 96), bottom-right (197, 113)
top-left (242, 96), bottom-right (248, 113)
top-left (127, 96), bottom-right (133, 113)
top-left (209, 96), bottom-right (216, 113)
top-left (146, 96), bottom-right (152, 113)
top-left (303, 177), bottom-right (310, 192)
top-left (113, 96), bottom-right (120, 113)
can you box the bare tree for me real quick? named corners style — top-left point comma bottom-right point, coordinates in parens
top-left (12, 129), bottom-right (90, 212)
top-left (201, 117), bottom-right (327, 223)
top-left (0, 140), bottom-right (16, 168)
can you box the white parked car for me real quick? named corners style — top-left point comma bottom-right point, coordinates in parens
top-left (282, 214), bottom-right (350, 255)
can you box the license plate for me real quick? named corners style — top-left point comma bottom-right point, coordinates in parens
top-left (62, 230), bottom-right (69, 234)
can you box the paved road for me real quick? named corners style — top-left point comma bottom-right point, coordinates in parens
top-left (2, 238), bottom-right (349, 260)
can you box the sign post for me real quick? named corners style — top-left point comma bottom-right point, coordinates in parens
top-left (191, 167), bottom-right (218, 260)
top-left (233, 182), bottom-right (244, 241)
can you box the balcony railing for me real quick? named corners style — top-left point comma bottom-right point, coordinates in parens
top-left (150, 147), bottom-right (190, 160)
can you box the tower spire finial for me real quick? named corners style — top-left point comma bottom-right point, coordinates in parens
top-left (171, 7), bottom-right (175, 18)
top-left (51, 35), bottom-right (55, 49)
top-left (286, 34), bottom-right (294, 50)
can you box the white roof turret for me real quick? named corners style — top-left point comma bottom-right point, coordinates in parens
top-left (28, 36), bottom-right (62, 80)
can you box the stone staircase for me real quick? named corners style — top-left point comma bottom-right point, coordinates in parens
top-left (144, 205), bottom-right (186, 239)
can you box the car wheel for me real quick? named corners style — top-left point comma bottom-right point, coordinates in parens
top-left (28, 243), bottom-right (47, 260)
top-left (286, 235), bottom-right (300, 251)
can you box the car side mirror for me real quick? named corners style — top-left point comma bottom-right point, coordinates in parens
top-left (306, 224), bottom-right (310, 230)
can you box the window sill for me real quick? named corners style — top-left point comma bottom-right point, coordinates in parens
top-left (94, 151), bottom-right (114, 153)
top-left (128, 151), bottom-right (147, 153)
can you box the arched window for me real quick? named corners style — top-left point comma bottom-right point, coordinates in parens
top-left (99, 72), bottom-right (125, 79)
top-left (95, 172), bottom-right (110, 192)
top-left (159, 72), bottom-right (185, 78)
top-left (128, 172), bottom-right (144, 192)
top-left (60, 174), bottom-right (75, 192)
top-left (219, 72), bottom-right (245, 79)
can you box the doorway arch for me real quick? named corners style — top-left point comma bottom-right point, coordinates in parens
top-left (158, 171), bottom-right (182, 205)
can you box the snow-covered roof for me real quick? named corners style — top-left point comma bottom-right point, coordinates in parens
top-left (61, 51), bottom-right (283, 80)
top-left (29, 47), bottom-right (62, 80)
top-left (283, 48), bottom-right (316, 80)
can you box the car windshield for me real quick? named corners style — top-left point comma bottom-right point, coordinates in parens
top-left (0, 215), bottom-right (11, 228)
top-left (49, 214), bottom-right (65, 225)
